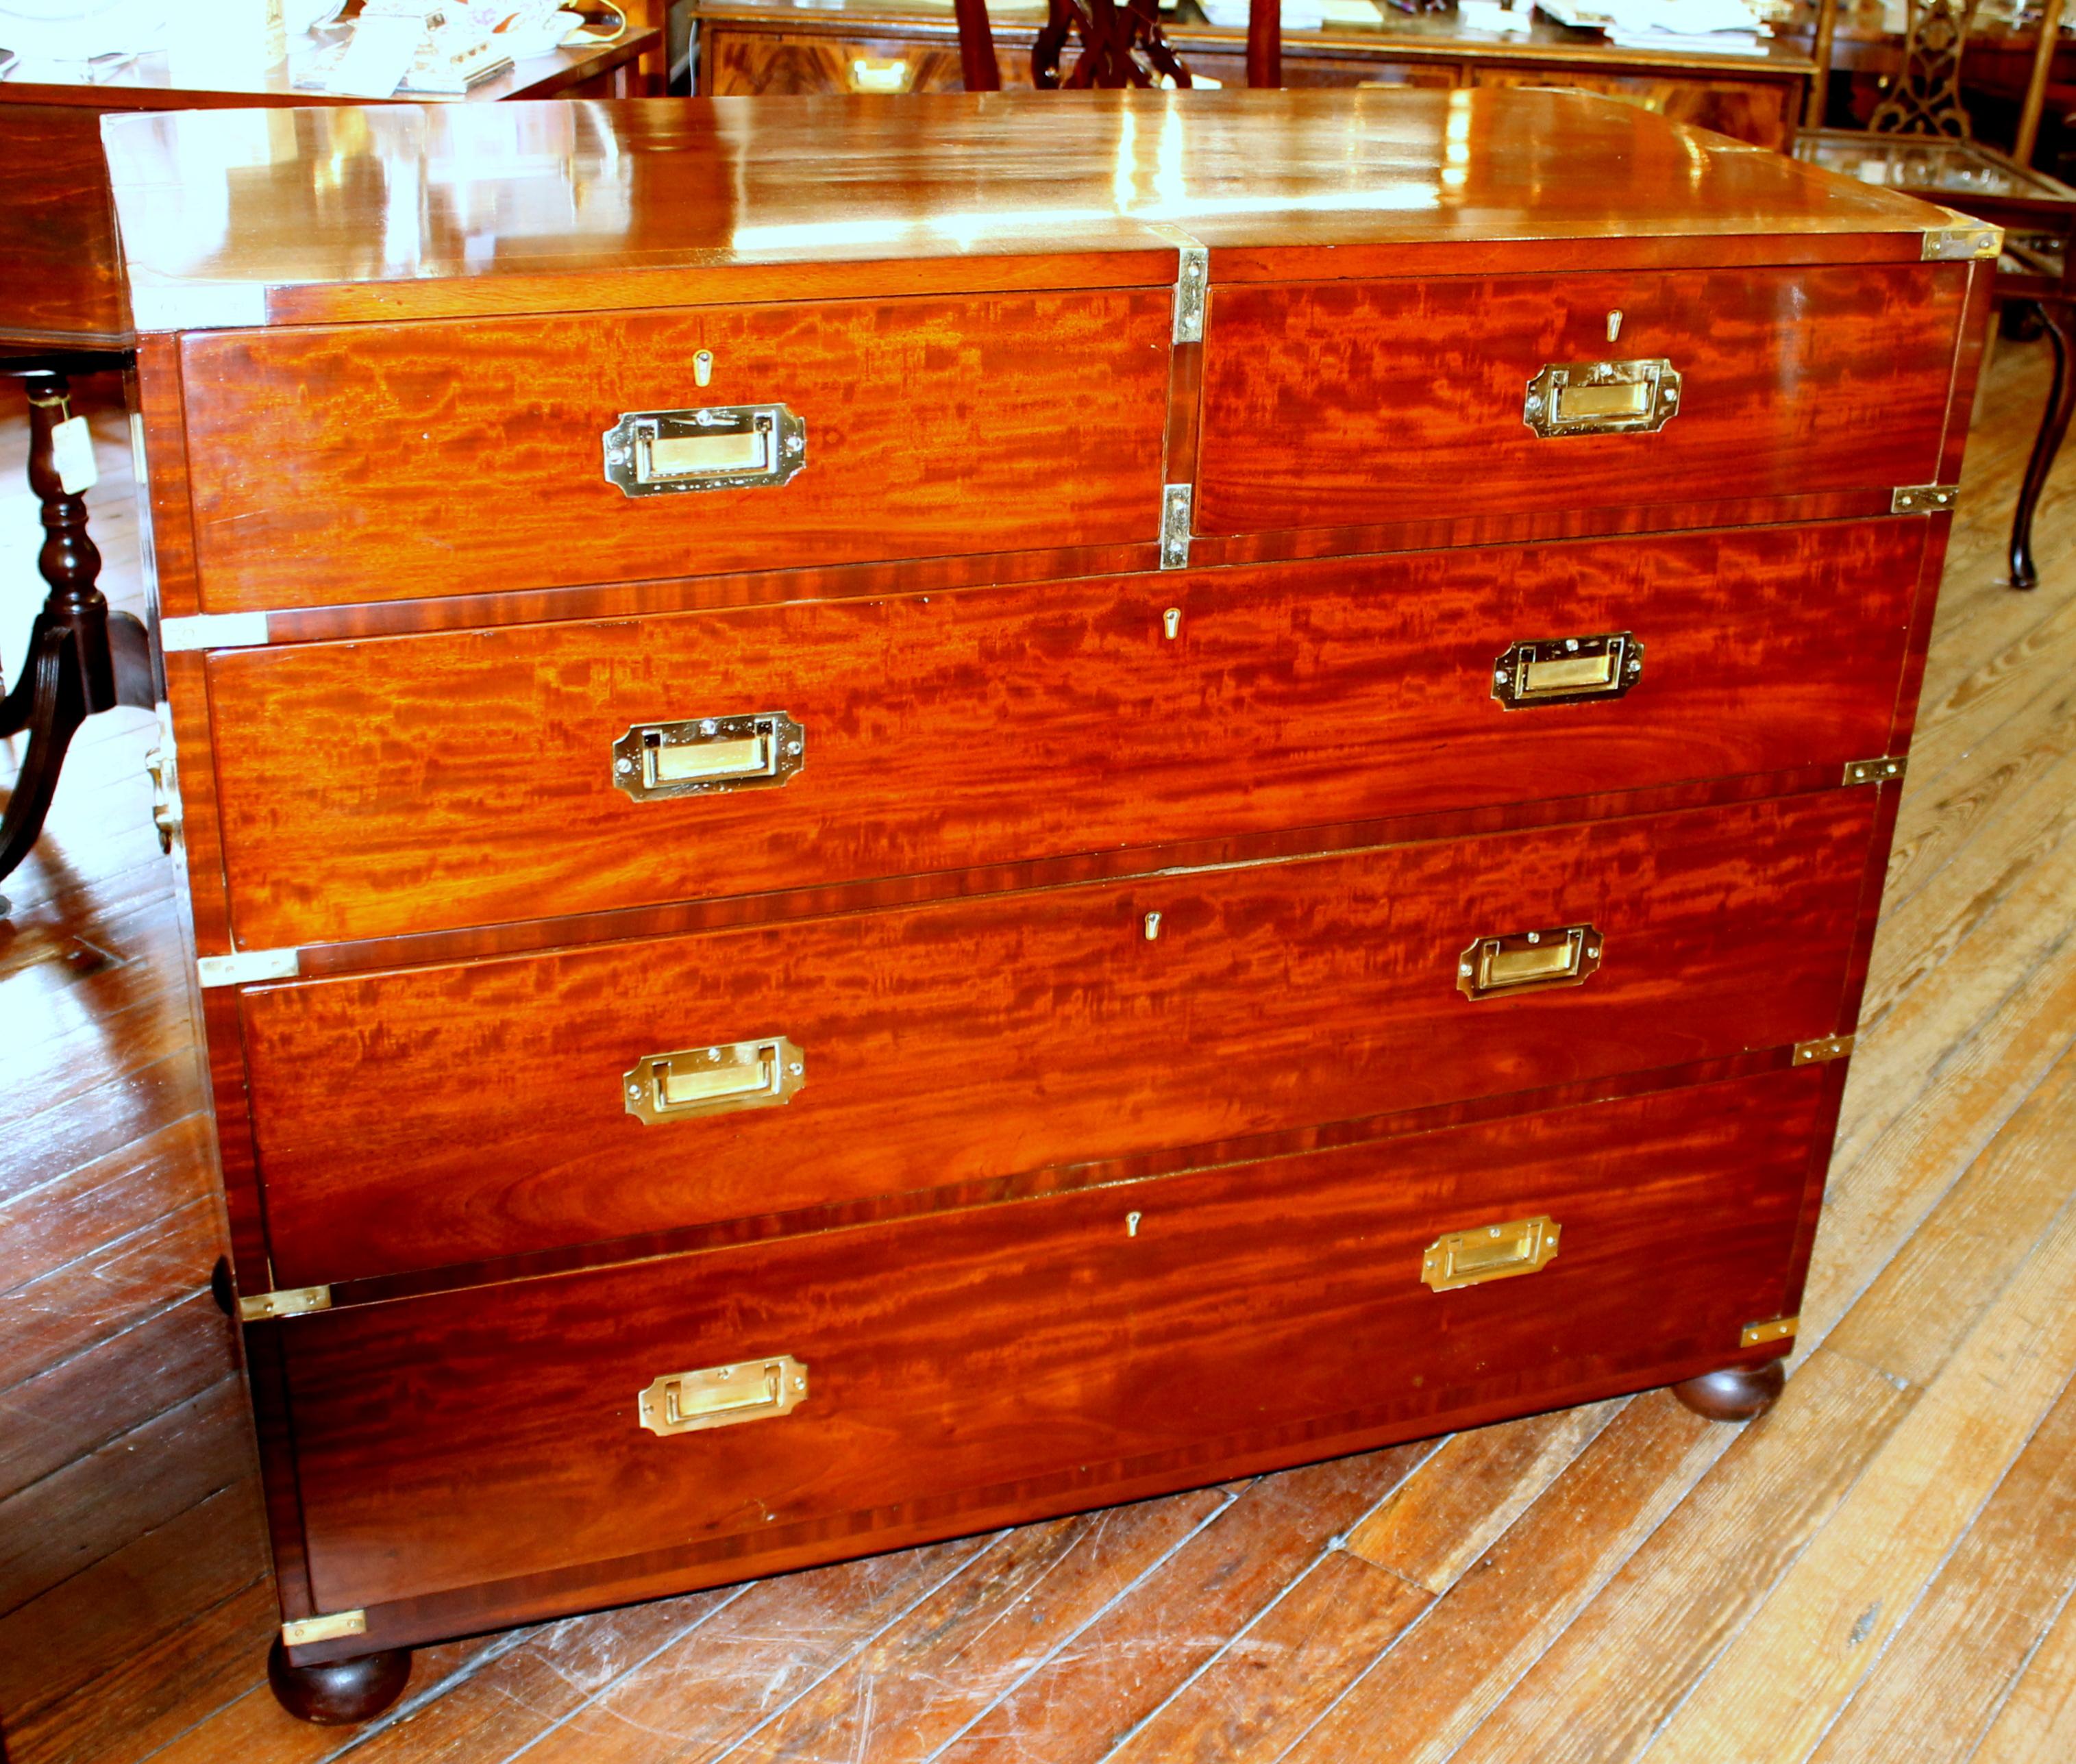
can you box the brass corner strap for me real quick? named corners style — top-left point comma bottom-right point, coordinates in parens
top-left (238, 1285), bottom-right (332, 1323)
top-left (1792, 1034), bottom-right (1855, 1066)
top-left (1920, 224), bottom-right (2003, 262)
top-left (281, 1610), bottom-right (367, 1648)
top-left (1843, 756), bottom-right (1906, 787)
top-left (1741, 1315), bottom-right (1799, 1348)
top-left (1892, 484), bottom-right (1959, 514)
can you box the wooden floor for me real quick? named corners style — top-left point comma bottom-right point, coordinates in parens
top-left (5, 338), bottom-right (2076, 1764)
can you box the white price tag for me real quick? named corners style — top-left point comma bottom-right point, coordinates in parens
top-left (51, 415), bottom-right (98, 497)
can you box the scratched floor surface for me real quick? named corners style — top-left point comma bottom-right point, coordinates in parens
top-left (4, 338), bottom-right (2076, 1763)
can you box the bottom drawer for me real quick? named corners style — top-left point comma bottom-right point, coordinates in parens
top-left (278, 1065), bottom-right (1824, 1627)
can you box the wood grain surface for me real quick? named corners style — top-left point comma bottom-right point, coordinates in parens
top-left (1196, 264), bottom-right (1964, 536)
top-left (0, 105), bottom-right (129, 345)
top-left (203, 519), bottom-right (1926, 949)
top-left (236, 791), bottom-right (1874, 1287)
top-left (277, 1069), bottom-right (1817, 1616)
top-left (10, 315), bottom-right (2076, 1764)
top-left (178, 290), bottom-right (1172, 609)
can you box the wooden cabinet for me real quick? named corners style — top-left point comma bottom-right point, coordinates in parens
top-left (104, 87), bottom-right (1990, 1716)
top-left (687, 0), bottom-right (1814, 149)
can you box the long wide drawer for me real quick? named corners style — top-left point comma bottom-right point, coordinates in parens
top-left (279, 1067), bottom-right (1821, 1617)
top-left (1195, 264), bottom-right (1963, 537)
top-left (205, 519), bottom-right (1924, 949)
top-left (237, 791), bottom-right (1874, 1287)
top-left (176, 290), bottom-right (1174, 611)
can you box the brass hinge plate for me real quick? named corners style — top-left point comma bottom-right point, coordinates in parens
top-left (1844, 755), bottom-right (1907, 786)
top-left (1922, 224), bottom-right (2003, 261)
top-left (197, 947), bottom-right (301, 989)
top-left (1741, 1315), bottom-right (1799, 1347)
top-left (1161, 484), bottom-right (1192, 570)
top-left (282, 1609), bottom-right (367, 1648)
top-left (1892, 484), bottom-right (1960, 514)
top-left (238, 1285), bottom-right (332, 1323)
top-left (1792, 1034), bottom-right (1856, 1066)
top-left (159, 611), bottom-right (271, 653)
top-left (1172, 245), bottom-right (1208, 343)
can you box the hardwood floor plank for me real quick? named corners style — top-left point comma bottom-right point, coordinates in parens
top-left (1807, 1369), bottom-right (2076, 1761)
top-left (0, 1478), bottom-right (269, 1736)
top-left (1799, 925), bottom-right (2076, 1350)
top-left (1098, 1549), bottom-right (1431, 1764)
top-left (3, 1197), bottom-right (222, 1387)
top-left (1342, 1402), bottom-right (1620, 1595)
top-left (1638, 1176), bottom-right (2076, 1762)
top-left (1970, 1581), bottom-right (2076, 1764)
top-left (0, 1289), bottom-right (237, 1504)
top-left (306, 1597), bottom-right (741, 1764)
top-left (0, 1113), bottom-right (211, 1300)
top-left (1273, 1392), bottom-right (1726, 1764)
top-left (510, 1536), bottom-right (1007, 1764)
top-left (928, 1447), bottom-right (1433, 1764)
top-left (8, 1578), bottom-right (275, 1764)
top-left (1441, 1350), bottom-right (1914, 1764)
top-left (1827, 1038), bottom-right (2076, 1388)
top-left (0, 1376), bottom-right (252, 1619)
top-left (0, 1053), bottom-right (207, 1215)
top-left (708, 1495), bottom-right (1243, 1764)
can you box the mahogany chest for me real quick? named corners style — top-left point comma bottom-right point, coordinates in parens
top-left (100, 88), bottom-right (1995, 1717)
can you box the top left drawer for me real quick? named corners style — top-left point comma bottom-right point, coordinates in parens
top-left (175, 291), bottom-right (1176, 612)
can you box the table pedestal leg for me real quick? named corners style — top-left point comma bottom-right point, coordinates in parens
top-left (0, 367), bottom-right (154, 897)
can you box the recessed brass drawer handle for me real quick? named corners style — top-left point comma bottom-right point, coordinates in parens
top-left (1458, 924), bottom-right (1602, 1001)
top-left (624, 1036), bottom-right (804, 1125)
top-left (1492, 632), bottom-right (1643, 709)
top-left (603, 403), bottom-right (806, 497)
top-left (1422, 1215), bottom-right (1561, 1291)
top-left (613, 712), bottom-right (804, 802)
top-left (639, 1355), bottom-right (808, 1436)
top-left (1523, 359), bottom-right (1681, 437)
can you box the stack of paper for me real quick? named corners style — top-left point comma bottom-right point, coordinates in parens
top-left (1199, 0), bottom-right (1329, 30)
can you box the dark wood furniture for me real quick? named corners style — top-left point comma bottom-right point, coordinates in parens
top-left (1796, 129), bottom-right (2076, 586)
top-left (948, 0), bottom-right (1281, 90)
top-left (687, 0), bottom-right (1815, 145)
top-left (103, 86), bottom-right (1992, 1724)
top-left (0, 23), bottom-right (663, 893)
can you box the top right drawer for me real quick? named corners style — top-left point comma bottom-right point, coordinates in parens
top-left (1194, 265), bottom-right (1965, 537)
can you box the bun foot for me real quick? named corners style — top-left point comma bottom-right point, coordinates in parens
top-left (1672, 1358), bottom-right (1787, 1423)
top-left (267, 1637), bottom-right (411, 1724)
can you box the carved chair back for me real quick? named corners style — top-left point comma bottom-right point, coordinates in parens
top-left (950, 0), bottom-right (1282, 92)
top-left (1870, 0), bottom-right (1981, 136)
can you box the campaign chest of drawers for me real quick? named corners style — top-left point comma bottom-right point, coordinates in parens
top-left (101, 88), bottom-right (1996, 1719)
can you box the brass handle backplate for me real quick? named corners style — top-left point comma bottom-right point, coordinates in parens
top-left (613, 712), bottom-right (804, 802)
top-left (1523, 359), bottom-right (1681, 437)
top-left (624, 1036), bottom-right (804, 1126)
top-left (639, 1354), bottom-right (808, 1436)
top-left (1458, 924), bottom-right (1603, 1001)
top-left (603, 403), bottom-right (806, 497)
top-left (1422, 1215), bottom-right (1561, 1291)
top-left (1492, 632), bottom-right (1643, 709)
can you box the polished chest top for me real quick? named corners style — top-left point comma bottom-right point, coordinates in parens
top-left (106, 91), bottom-right (1991, 1694)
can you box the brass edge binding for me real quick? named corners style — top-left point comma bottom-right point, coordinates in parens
top-left (159, 610), bottom-right (270, 653)
top-left (1792, 1034), bottom-right (1856, 1065)
top-left (196, 947), bottom-right (301, 988)
top-left (1172, 245), bottom-right (1208, 343)
top-left (1921, 223), bottom-right (2003, 261)
top-left (238, 1285), bottom-right (332, 1323)
top-left (281, 1610), bottom-right (367, 1647)
top-left (1740, 1315), bottom-right (1799, 1348)
top-left (1843, 756), bottom-right (1907, 786)
top-left (1160, 484), bottom-right (1192, 570)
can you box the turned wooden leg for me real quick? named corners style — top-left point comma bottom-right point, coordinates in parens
top-left (2010, 299), bottom-right (2076, 591)
top-left (1671, 1358), bottom-right (1786, 1423)
top-left (266, 1638), bottom-right (412, 1724)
